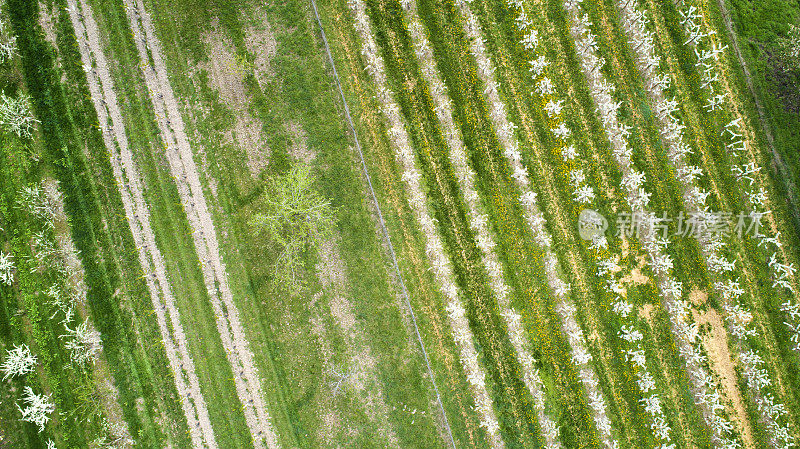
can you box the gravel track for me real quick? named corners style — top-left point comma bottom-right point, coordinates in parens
top-left (66, 1), bottom-right (218, 447)
top-left (121, 0), bottom-right (280, 447)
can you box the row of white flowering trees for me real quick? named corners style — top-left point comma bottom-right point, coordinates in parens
top-left (504, 0), bottom-right (678, 445)
top-left (1, 345), bottom-right (56, 446)
top-left (0, 181), bottom-right (106, 447)
top-left (15, 183), bottom-right (103, 366)
top-left (454, 0), bottom-right (621, 446)
top-left (561, 0), bottom-right (743, 446)
top-left (0, 21), bottom-right (32, 140)
top-left (0, 32), bottom-right (55, 444)
top-left (2, 346), bottom-right (54, 435)
top-left (401, 0), bottom-right (562, 446)
top-left (346, 0), bottom-right (505, 446)
top-left (675, 2), bottom-right (800, 351)
top-left (614, 0), bottom-right (795, 446)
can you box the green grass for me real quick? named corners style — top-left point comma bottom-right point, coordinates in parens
top-left (5, 0), bottom-right (799, 446)
top-left (5, 1), bottom-right (194, 446)
top-left (0, 129), bottom-right (64, 449)
top-left (724, 0), bottom-right (800, 239)
top-left (572, 0), bottom-right (789, 441)
top-left (406, 1), bottom-right (608, 447)
top-left (316, 0), bottom-right (492, 445)
top-left (79, 0), bottom-right (481, 445)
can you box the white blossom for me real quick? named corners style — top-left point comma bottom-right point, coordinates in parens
top-left (521, 30), bottom-right (539, 49)
top-left (2, 344), bottom-right (37, 380)
top-left (562, 145), bottom-right (578, 160)
top-left (0, 251), bottom-right (13, 285)
top-left (573, 185), bottom-right (595, 204)
top-left (17, 386), bottom-right (55, 432)
top-left (62, 320), bottom-right (102, 366)
top-left (528, 56), bottom-right (549, 77)
top-left (0, 93), bottom-right (38, 138)
top-left (544, 99), bottom-right (564, 117)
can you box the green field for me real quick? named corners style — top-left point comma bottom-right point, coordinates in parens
top-left (1, 0), bottom-right (798, 447)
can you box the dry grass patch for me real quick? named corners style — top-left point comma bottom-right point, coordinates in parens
top-left (200, 23), bottom-right (269, 176)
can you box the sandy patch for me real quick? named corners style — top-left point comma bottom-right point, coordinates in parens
top-left (320, 411), bottom-right (341, 445)
top-left (638, 303), bottom-right (654, 321)
top-left (689, 288), bottom-right (708, 307)
top-left (620, 267), bottom-right (649, 286)
top-left (308, 293), bottom-right (346, 445)
top-left (286, 121), bottom-right (316, 164)
top-left (693, 306), bottom-right (755, 447)
top-left (201, 26), bottom-right (269, 176)
top-left (38, 3), bottom-right (58, 48)
top-left (243, 11), bottom-right (278, 85)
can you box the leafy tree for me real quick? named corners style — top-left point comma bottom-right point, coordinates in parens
top-left (249, 164), bottom-right (334, 286)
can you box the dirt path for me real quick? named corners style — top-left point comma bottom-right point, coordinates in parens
top-left (120, 0), bottom-right (280, 447)
top-left (66, 1), bottom-right (218, 447)
top-left (693, 306), bottom-right (756, 448)
top-left (612, 1), bottom-right (792, 442)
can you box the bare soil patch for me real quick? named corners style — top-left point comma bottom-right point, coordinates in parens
top-left (38, 3), bottom-right (58, 48)
top-left (693, 305), bottom-right (755, 447)
top-left (200, 27), bottom-right (269, 177)
top-left (243, 11), bottom-right (278, 85)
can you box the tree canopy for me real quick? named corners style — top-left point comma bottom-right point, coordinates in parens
top-left (249, 164), bottom-right (334, 285)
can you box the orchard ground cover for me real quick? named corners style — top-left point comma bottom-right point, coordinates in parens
top-left (2, 0), bottom-right (798, 447)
